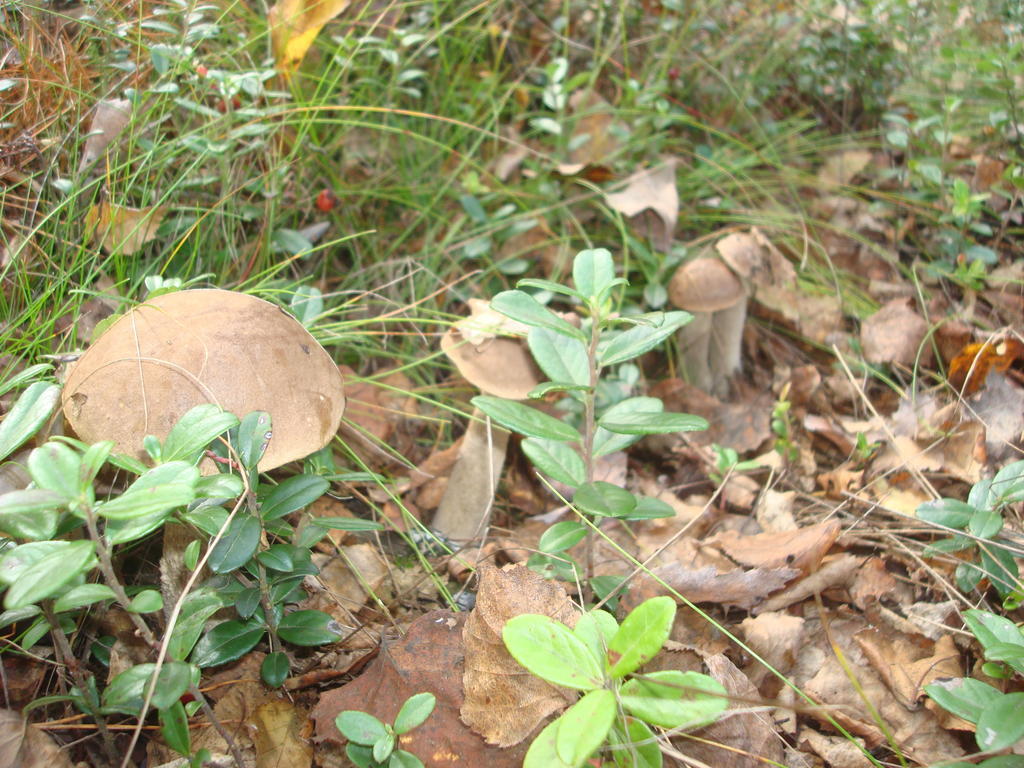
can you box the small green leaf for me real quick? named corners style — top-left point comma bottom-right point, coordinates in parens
top-left (598, 311), bottom-right (691, 366)
top-left (976, 692), bottom-right (1024, 751)
top-left (277, 609), bottom-right (342, 646)
top-left (98, 462), bottom-right (199, 520)
top-left (336, 710), bottom-right (388, 746)
top-left (607, 596), bottom-right (675, 678)
top-left (620, 670), bottom-right (727, 728)
top-left (28, 442), bottom-right (80, 500)
top-left (598, 411), bottom-right (708, 436)
top-left (168, 588), bottom-right (228, 661)
top-left (183, 539), bottom-right (201, 571)
top-left (472, 396), bottom-right (582, 442)
top-left (573, 482), bottom-right (636, 518)
top-left (195, 473), bottom-right (243, 500)
top-left (573, 609), bottom-right (619, 669)
top-left (388, 750), bottom-right (426, 768)
top-left (3, 540), bottom-right (96, 610)
top-left (373, 730), bottom-right (395, 762)
top-left (538, 521), bottom-right (588, 553)
top-left (190, 619), bottom-right (264, 667)
top-left (151, 661), bottom-right (197, 711)
top-left (964, 609), bottom-right (1024, 651)
top-left (917, 498), bottom-right (975, 529)
top-left (969, 506), bottom-right (1003, 539)
top-left (102, 664), bottom-right (156, 715)
top-left (573, 248), bottom-right (615, 299)
top-left (503, 614), bottom-right (604, 690)
top-left (523, 718), bottom-right (573, 768)
top-left (52, 583), bottom-right (115, 613)
top-left (162, 404), bottom-right (239, 464)
top-left (925, 677), bottom-right (1002, 724)
top-left (527, 327), bottom-right (589, 387)
top-left (208, 514), bottom-right (261, 573)
top-left (491, 290), bottom-right (586, 341)
top-left (234, 411), bottom-right (273, 471)
top-left (516, 278), bottom-right (583, 300)
top-left (0, 489), bottom-right (64, 540)
top-left (261, 651), bottom-right (290, 688)
top-left (260, 474), bottom-right (329, 521)
top-left (607, 718), bottom-right (662, 768)
top-left (394, 692), bottom-right (436, 735)
top-left (128, 589), bottom-right (164, 614)
top-left (521, 438), bottom-right (585, 488)
top-left (992, 459), bottom-right (1024, 504)
top-left (0, 382), bottom-right (60, 463)
top-left (80, 441), bottom-right (114, 489)
top-left (160, 700), bottom-right (191, 756)
top-left (627, 495), bottom-right (675, 520)
top-left (592, 397), bottom-right (664, 457)
top-left (556, 688), bottom-right (615, 766)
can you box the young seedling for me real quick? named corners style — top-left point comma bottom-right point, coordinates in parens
top-left (335, 692), bottom-right (437, 768)
top-left (503, 596), bottom-right (727, 768)
top-left (471, 248), bottom-right (707, 587)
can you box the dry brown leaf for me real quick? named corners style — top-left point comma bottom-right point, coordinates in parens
top-left (681, 654), bottom-right (784, 768)
top-left (739, 612), bottom-right (806, 683)
top-left (754, 553), bottom-right (863, 614)
top-left (848, 556), bottom-right (901, 611)
top-left (312, 543), bottom-right (389, 615)
top-left (62, 289), bottom-right (345, 472)
top-left (252, 698), bottom-right (312, 768)
top-left (860, 298), bottom-right (929, 366)
top-left (311, 610), bottom-right (528, 767)
top-left (0, 708), bottom-right (75, 768)
top-left (797, 728), bottom-right (874, 768)
top-left (461, 564), bottom-right (578, 747)
top-left (78, 98), bottom-right (130, 171)
top-left (623, 562), bottom-right (799, 612)
top-left (709, 519), bottom-right (841, 575)
top-left (755, 283), bottom-right (844, 344)
top-left (567, 90), bottom-right (624, 167)
top-left (605, 160), bottom-right (678, 252)
top-left (817, 148), bottom-right (873, 187)
top-left (269, 0), bottom-right (351, 75)
top-left (85, 202), bottom-right (166, 255)
top-left (754, 489), bottom-right (798, 532)
top-left (853, 628), bottom-right (962, 709)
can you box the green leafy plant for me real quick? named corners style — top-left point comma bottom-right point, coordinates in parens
top-left (471, 248), bottom-right (707, 586)
top-left (0, 399), bottom-right (379, 763)
top-left (924, 608), bottom-right (1024, 765)
top-left (917, 460), bottom-right (1024, 601)
top-left (503, 596), bottom-right (727, 768)
top-left (335, 692), bottom-right (437, 768)
top-left (770, 384), bottom-right (799, 465)
top-left (708, 443), bottom-right (763, 486)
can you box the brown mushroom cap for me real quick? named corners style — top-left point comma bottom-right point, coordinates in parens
top-left (440, 328), bottom-right (541, 401)
top-left (668, 257), bottom-right (744, 313)
top-left (62, 289), bottom-right (345, 471)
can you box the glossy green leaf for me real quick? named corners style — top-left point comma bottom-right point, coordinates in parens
top-left (0, 541), bottom-right (67, 585)
top-left (3, 540), bottom-right (96, 610)
top-left (527, 327), bottom-right (589, 387)
top-left (261, 651), bottom-right (290, 688)
top-left (538, 521), bottom-right (588, 554)
top-left (627, 495), bottom-right (675, 520)
top-left (0, 489), bottom-right (64, 540)
top-left (573, 482), bottom-right (635, 518)
top-left (336, 710), bottom-right (388, 746)
top-left (521, 438), bottom-right (585, 488)
top-left (389, 750), bottom-right (426, 768)
top-left (28, 442), bottom-right (80, 500)
top-left (607, 718), bottom-right (662, 768)
top-left (598, 311), bottom-right (691, 366)
top-left (598, 411), bottom-right (708, 436)
top-left (592, 397), bottom-right (663, 457)
top-left (491, 290), bottom-right (586, 341)
top-left (917, 498), bottom-right (975, 529)
top-left (160, 700), bottom-right (191, 756)
top-left (472, 396), bottom-right (581, 442)
top-left (234, 411), bottom-right (273, 471)
top-left (260, 474), bottom-right (329, 521)
top-left (607, 596), bottom-right (675, 678)
top-left (372, 729), bottom-right (395, 762)
top-left (992, 459), bottom-right (1024, 504)
top-left (573, 248), bottom-right (615, 299)
top-left (307, 517), bottom-right (385, 532)
top-left (256, 543), bottom-right (296, 572)
top-left (516, 278), bottom-right (583, 300)
top-left (620, 670), bottom-right (727, 728)
top-left (104, 506), bottom-right (177, 545)
top-left (523, 717), bottom-right (573, 768)
top-left (394, 692), bottom-right (436, 735)
top-left (0, 365), bottom-right (52, 399)
top-left (151, 661), bottom-right (197, 710)
top-left (79, 440), bottom-right (114, 489)
top-left (556, 688), bottom-right (615, 766)
top-left (503, 614), bottom-right (604, 690)
top-left (195, 473), bottom-right (244, 500)
top-left (925, 677), bottom-right (1002, 723)
top-left (976, 692), bottom-right (1024, 751)
top-left (128, 589), bottom-right (163, 614)
top-left (98, 462), bottom-right (199, 520)
top-left (52, 583), bottom-right (115, 613)
top-left (277, 609), bottom-right (342, 646)
top-left (0, 382), bottom-right (60, 463)
top-left (208, 514), bottom-right (261, 573)
top-left (168, 588), bottom-right (228, 660)
top-left (190, 619), bottom-right (264, 667)
top-left (527, 381), bottom-right (590, 398)
top-left (963, 609), bottom-right (1024, 651)
top-left (102, 663), bottom-right (156, 715)
top-left (162, 404), bottom-right (240, 464)
top-left (969, 506), bottom-right (1003, 538)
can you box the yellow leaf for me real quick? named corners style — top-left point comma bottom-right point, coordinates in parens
top-left (84, 202), bottom-right (166, 255)
top-left (269, 0), bottom-right (351, 75)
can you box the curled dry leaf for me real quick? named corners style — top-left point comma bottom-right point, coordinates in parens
top-left (251, 698), bottom-right (312, 768)
top-left (605, 159), bottom-right (678, 252)
top-left (85, 202), bottom-right (166, 255)
top-left (78, 98), bottom-right (130, 172)
top-left (461, 563), bottom-right (579, 747)
top-left (0, 708), bottom-right (75, 768)
top-left (859, 298), bottom-right (929, 366)
top-left (62, 289), bottom-right (345, 471)
top-left (708, 519), bottom-right (842, 575)
top-left (622, 562), bottom-right (799, 613)
top-left (269, 0), bottom-right (352, 74)
top-left (853, 628), bottom-right (962, 710)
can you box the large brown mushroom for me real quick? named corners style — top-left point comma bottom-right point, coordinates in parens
top-left (668, 257), bottom-right (746, 397)
top-left (432, 300), bottom-right (541, 543)
top-left (62, 289), bottom-right (345, 471)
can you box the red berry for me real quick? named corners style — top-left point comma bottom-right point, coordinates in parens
top-left (315, 189), bottom-right (338, 212)
top-left (195, 64), bottom-right (208, 77)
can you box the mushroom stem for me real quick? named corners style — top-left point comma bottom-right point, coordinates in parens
top-left (708, 299), bottom-right (747, 397)
top-left (431, 409), bottom-right (510, 543)
top-left (678, 311), bottom-right (713, 392)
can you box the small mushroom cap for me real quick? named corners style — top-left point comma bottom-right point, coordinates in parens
top-left (440, 300), bottom-right (541, 401)
top-left (668, 257), bottom-right (744, 313)
top-left (62, 289), bottom-right (345, 472)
